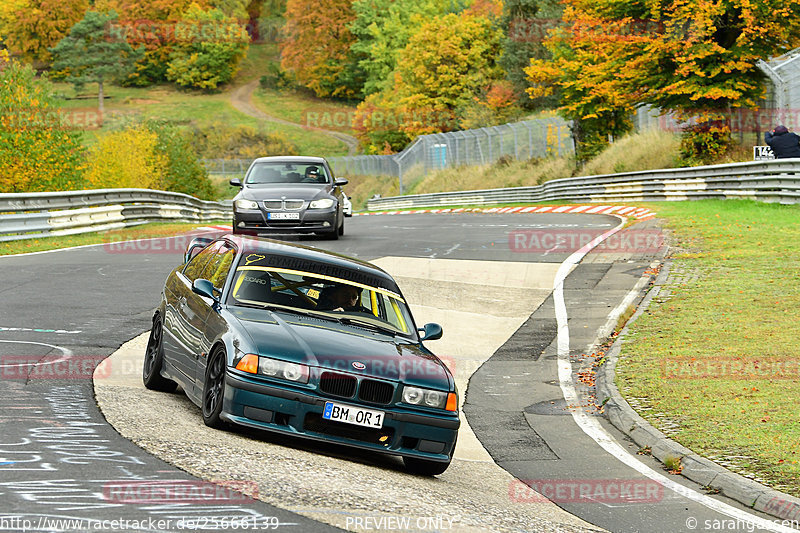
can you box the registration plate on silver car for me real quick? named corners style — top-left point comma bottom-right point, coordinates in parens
top-left (268, 212), bottom-right (300, 220)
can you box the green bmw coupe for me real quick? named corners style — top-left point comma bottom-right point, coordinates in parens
top-left (143, 234), bottom-right (459, 475)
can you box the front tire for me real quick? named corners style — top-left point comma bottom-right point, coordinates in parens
top-left (142, 316), bottom-right (177, 392)
top-left (202, 347), bottom-right (228, 429)
top-left (338, 220), bottom-right (344, 236)
top-left (403, 456), bottom-right (451, 476)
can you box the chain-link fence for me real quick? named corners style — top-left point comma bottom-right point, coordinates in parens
top-left (200, 117), bottom-right (574, 193)
top-left (329, 118), bottom-right (573, 192)
top-left (759, 47), bottom-right (800, 122)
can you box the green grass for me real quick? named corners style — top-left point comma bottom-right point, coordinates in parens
top-left (49, 44), bottom-right (349, 156)
top-left (0, 222), bottom-right (226, 256)
top-left (253, 86), bottom-right (358, 136)
top-left (616, 199), bottom-right (800, 496)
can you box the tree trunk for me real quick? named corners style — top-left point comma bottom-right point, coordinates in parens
top-left (98, 80), bottom-right (104, 124)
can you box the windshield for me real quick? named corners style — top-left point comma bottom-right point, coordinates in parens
top-left (245, 162), bottom-right (331, 185)
top-left (226, 262), bottom-right (415, 338)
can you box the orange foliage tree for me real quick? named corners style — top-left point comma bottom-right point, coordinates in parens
top-left (528, 0), bottom-right (800, 161)
top-left (2, 0), bottom-right (88, 62)
top-left (280, 0), bottom-right (362, 98)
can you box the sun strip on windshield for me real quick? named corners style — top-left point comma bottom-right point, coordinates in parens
top-left (236, 266), bottom-right (406, 303)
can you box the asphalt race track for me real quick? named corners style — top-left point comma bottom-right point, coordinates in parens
top-left (0, 212), bottom-right (790, 533)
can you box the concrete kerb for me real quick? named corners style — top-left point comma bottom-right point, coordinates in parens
top-left (595, 260), bottom-right (800, 523)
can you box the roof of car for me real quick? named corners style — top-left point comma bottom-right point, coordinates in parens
top-left (250, 156), bottom-right (328, 165)
top-left (224, 234), bottom-right (399, 291)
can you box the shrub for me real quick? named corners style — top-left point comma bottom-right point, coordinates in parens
top-left (0, 60), bottom-right (87, 193)
top-left (192, 121), bottom-right (299, 159)
top-left (147, 120), bottom-right (216, 200)
top-left (85, 125), bottom-right (166, 189)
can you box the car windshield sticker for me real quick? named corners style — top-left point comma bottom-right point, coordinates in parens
top-left (236, 266), bottom-right (405, 303)
top-left (244, 254), bottom-right (265, 265)
top-left (240, 253), bottom-right (396, 291)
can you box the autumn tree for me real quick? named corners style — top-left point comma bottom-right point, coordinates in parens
top-left (166, 5), bottom-right (249, 90)
top-left (97, 0), bottom-right (211, 85)
top-left (280, 0), bottom-right (363, 98)
top-left (393, 13), bottom-right (504, 136)
top-left (349, 0), bottom-right (457, 96)
top-left (1, 0), bottom-right (88, 63)
top-left (51, 11), bottom-right (141, 116)
top-left (0, 60), bottom-right (86, 193)
top-left (530, 0), bottom-right (800, 161)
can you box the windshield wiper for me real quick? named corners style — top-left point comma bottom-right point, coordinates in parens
top-left (336, 316), bottom-right (399, 336)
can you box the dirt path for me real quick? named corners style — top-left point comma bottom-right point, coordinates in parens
top-left (230, 80), bottom-right (359, 156)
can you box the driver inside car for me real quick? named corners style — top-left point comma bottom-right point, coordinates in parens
top-left (317, 284), bottom-right (369, 313)
top-left (304, 166), bottom-right (323, 183)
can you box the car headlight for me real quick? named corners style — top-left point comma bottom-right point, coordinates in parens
top-left (402, 386), bottom-right (456, 411)
top-left (235, 199), bottom-right (258, 210)
top-left (235, 354), bottom-right (309, 383)
top-left (309, 198), bottom-right (335, 209)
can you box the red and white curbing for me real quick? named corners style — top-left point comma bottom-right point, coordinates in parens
top-left (355, 205), bottom-right (656, 220)
top-left (196, 206), bottom-right (656, 234)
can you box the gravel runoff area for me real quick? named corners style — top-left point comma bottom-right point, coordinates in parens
top-left (94, 257), bottom-right (602, 533)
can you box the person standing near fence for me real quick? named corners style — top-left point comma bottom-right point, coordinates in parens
top-left (765, 125), bottom-right (800, 159)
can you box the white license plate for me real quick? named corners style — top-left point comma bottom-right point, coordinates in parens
top-left (323, 401), bottom-right (384, 428)
top-left (268, 212), bottom-right (300, 220)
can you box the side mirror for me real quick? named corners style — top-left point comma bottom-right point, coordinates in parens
top-left (334, 178), bottom-right (349, 187)
top-left (419, 323), bottom-right (443, 341)
top-left (184, 237), bottom-right (214, 264)
top-left (229, 178), bottom-right (242, 187)
top-left (192, 279), bottom-right (217, 301)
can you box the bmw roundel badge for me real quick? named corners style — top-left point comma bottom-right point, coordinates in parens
top-left (352, 361), bottom-right (366, 370)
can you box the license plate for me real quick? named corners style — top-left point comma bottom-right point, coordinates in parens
top-left (323, 401), bottom-right (384, 428)
top-left (268, 212), bottom-right (300, 220)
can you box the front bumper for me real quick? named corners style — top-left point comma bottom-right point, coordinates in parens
top-left (234, 207), bottom-right (336, 234)
top-left (221, 370), bottom-right (459, 462)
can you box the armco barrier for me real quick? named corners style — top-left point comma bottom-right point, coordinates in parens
top-left (366, 159), bottom-right (800, 210)
top-left (0, 188), bottom-right (232, 242)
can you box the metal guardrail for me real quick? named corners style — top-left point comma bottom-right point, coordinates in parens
top-left (366, 159), bottom-right (800, 210)
top-left (0, 188), bottom-right (232, 242)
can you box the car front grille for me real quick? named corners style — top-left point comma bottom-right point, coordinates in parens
top-left (303, 413), bottom-right (394, 446)
top-left (261, 199), bottom-right (305, 210)
top-left (358, 379), bottom-right (395, 405)
top-left (319, 372), bottom-right (357, 398)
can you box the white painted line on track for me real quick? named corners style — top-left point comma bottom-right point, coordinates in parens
top-left (0, 340), bottom-right (73, 367)
top-left (552, 217), bottom-right (795, 532)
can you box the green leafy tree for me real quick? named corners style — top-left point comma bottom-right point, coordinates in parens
top-left (350, 0), bottom-right (455, 96)
top-left (147, 120), bottom-right (217, 199)
top-left (499, 0), bottom-right (562, 109)
top-left (0, 60), bottom-right (86, 193)
top-left (166, 5), bottom-right (250, 90)
top-left (51, 11), bottom-right (142, 116)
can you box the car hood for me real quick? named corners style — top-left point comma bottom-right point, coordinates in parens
top-left (228, 308), bottom-right (451, 390)
top-left (239, 185), bottom-right (332, 201)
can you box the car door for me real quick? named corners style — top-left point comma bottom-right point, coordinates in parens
top-left (192, 242), bottom-right (237, 391)
top-left (166, 241), bottom-right (223, 391)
